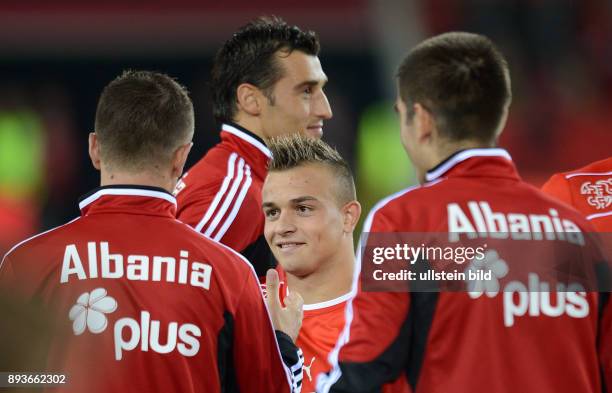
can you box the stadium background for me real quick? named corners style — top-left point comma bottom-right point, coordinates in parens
top-left (0, 0), bottom-right (610, 256)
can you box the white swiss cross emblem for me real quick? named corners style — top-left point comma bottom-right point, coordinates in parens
top-left (580, 178), bottom-right (612, 210)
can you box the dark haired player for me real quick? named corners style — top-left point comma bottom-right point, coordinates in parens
top-left (0, 71), bottom-right (302, 393)
top-left (175, 16), bottom-right (332, 281)
top-left (319, 33), bottom-right (609, 393)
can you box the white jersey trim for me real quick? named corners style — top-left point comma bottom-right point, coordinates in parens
top-left (79, 188), bottom-right (176, 210)
top-left (204, 157), bottom-right (246, 237)
top-left (222, 123), bottom-right (272, 159)
top-left (213, 164), bottom-right (253, 242)
top-left (425, 148), bottom-right (512, 182)
top-left (302, 292), bottom-right (353, 311)
top-left (195, 153), bottom-right (254, 242)
top-left (1, 217), bottom-right (81, 270)
top-left (194, 153), bottom-right (237, 233)
top-left (565, 171), bottom-right (612, 179)
top-left (587, 211), bottom-right (612, 220)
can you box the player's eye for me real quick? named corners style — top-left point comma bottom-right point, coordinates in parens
top-left (264, 208), bottom-right (280, 219)
top-left (296, 205), bottom-right (313, 214)
top-left (303, 86), bottom-right (313, 95)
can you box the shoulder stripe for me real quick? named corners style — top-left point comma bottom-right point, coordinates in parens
top-left (195, 153), bottom-right (237, 233)
top-left (181, 221), bottom-right (255, 269)
top-left (213, 165), bottom-right (253, 242)
top-left (204, 157), bottom-right (246, 238)
top-left (565, 171), bottom-right (612, 179)
top-left (0, 217), bottom-right (81, 270)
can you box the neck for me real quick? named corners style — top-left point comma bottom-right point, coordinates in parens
top-left (231, 116), bottom-right (267, 142)
top-left (285, 242), bottom-right (354, 305)
top-left (100, 169), bottom-right (174, 193)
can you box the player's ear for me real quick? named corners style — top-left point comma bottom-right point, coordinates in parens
top-left (236, 83), bottom-right (263, 117)
top-left (413, 103), bottom-right (435, 143)
top-left (88, 132), bottom-right (101, 171)
top-left (342, 200), bottom-right (362, 233)
top-left (171, 141), bottom-right (193, 179)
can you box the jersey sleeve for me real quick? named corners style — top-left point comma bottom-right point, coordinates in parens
top-left (541, 173), bottom-right (573, 206)
top-left (232, 267), bottom-right (299, 393)
top-left (317, 208), bottom-right (416, 393)
top-left (176, 176), bottom-right (258, 253)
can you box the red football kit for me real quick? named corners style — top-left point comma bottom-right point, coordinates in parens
top-left (0, 186), bottom-right (300, 393)
top-left (542, 156), bottom-right (612, 390)
top-left (296, 293), bottom-right (351, 393)
top-left (175, 123), bottom-right (279, 279)
top-left (318, 149), bottom-right (610, 393)
top-left (542, 156), bottom-right (612, 232)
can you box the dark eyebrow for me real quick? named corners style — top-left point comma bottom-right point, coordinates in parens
top-left (263, 196), bottom-right (319, 209)
top-left (294, 79), bottom-right (326, 92)
top-left (262, 201), bottom-right (277, 209)
top-left (290, 196), bottom-right (319, 204)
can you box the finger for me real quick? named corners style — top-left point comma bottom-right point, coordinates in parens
top-left (265, 268), bottom-right (282, 309)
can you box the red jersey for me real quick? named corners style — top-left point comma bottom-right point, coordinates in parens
top-left (297, 293), bottom-right (351, 393)
top-left (319, 149), bottom-right (609, 393)
top-left (175, 123), bottom-right (277, 278)
top-left (542, 157), bottom-right (612, 390)
top-left (0, 186), bottom-right (296, 393)
top-left (542, 157), bottom-right (612, 232)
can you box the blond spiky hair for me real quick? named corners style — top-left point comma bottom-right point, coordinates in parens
top-left (267, 134), bottom-right (356, 204)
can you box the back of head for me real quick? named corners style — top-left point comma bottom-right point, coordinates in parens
top-left (211, 16), bottom-right (320, 125)
top-left (397, 32), bottom-right (512, 144)
top-left (268, 134), bottom-right (355, 205)
top-left (94, 70), bottom-right (194, 172)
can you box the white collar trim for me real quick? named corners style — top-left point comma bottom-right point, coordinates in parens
top-left (79, 188), bottom-right (177, 210)
top-left (302, 291), bottom-right (353, 311)
top-left (425, 148), bottom-right (512, 182)
top-left (565, 171), bottom-right (612, 179)
top-left (222, 124), bottom-right (272, 159)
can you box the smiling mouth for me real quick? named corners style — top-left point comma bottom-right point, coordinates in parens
top-left (307, 126), bottom-right (323, 134)
top-left (277, 242), bottom-right (306, 250)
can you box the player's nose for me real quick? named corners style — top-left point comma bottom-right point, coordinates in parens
top-left (275, 212), bottom-right (297, 235)
top-left (314, 91), bottom-right (332, 120)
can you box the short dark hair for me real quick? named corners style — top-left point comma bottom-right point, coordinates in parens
top-left (211, 16), bottom-right (320, 124)
top-left (94, 70), bottom-right (194, 170)
top-left (268, 134), bottom-right (355, 205)
top-left (397, 32), bottom-right (511, 143)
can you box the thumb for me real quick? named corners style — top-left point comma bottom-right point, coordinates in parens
top-left (265, 268), bottom-right (282, 310)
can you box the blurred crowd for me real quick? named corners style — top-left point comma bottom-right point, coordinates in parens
top-left (422, 0), bottom-right (612, 178)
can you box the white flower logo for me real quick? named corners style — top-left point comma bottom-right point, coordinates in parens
top-left (68, 288), bottom-right (117, 335)
top-left (466, 250), bottom-right (508, 299)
